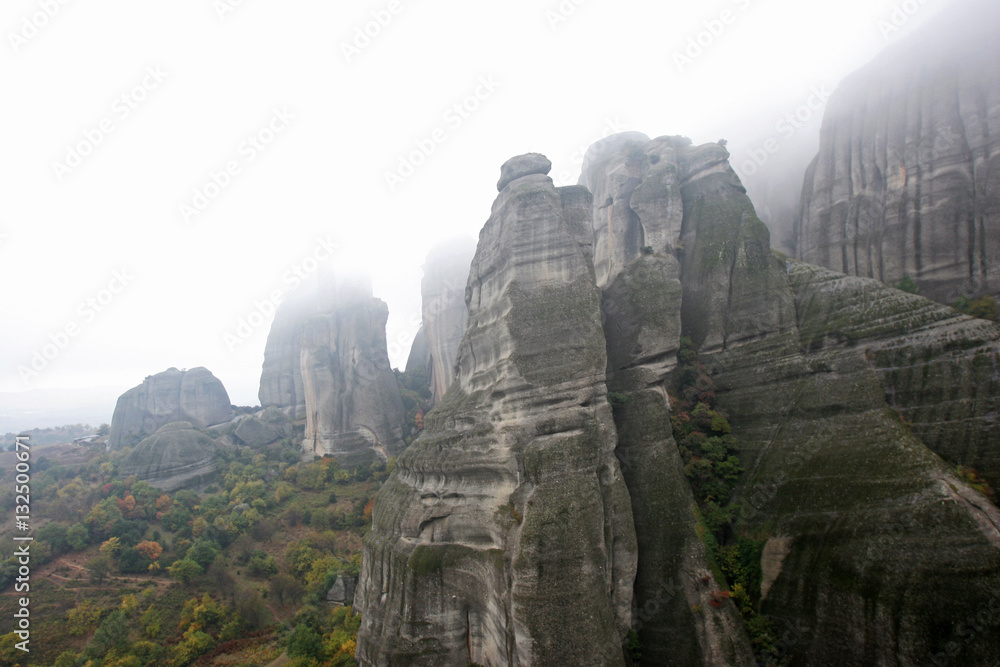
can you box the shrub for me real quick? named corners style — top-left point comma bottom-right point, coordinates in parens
top-left (953, 295), bottom-right (1000, 322)
top-left (894, 274), bottom-right (919, 294)
top-left (607, 392), bottom-right (629, 409)
top-left (287, 623), bottom-right (322, 658)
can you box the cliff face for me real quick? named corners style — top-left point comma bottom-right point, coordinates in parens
top-left (300, 278), bottom-right (405, 466)
top-left (589, 135), bottom-right (755, 665)
top-left (797, 0), bottom-right (1000, 303)
top-left (258, 295), bottom-right (312, 419)
top-left (109, 367), bottom-right (232, 450)
top-left (258, 278), bottom-right (405, 465)
top-left (419, 239), bottom-right (476, 404)
top-left (356, 155), bottom-right (637, 666)
top-left (357, 134), bottom-right (1000, 666)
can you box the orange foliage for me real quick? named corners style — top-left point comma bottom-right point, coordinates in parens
top-left (155, 494), bottom-right (173, 512)
top-left (115, 494), bottom-right (136, 513)
top-left (136, 540), bottom-right (163, 561)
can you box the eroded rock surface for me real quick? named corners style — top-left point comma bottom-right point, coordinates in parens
top-left (797, 0), bottom-right (1000, 303)
top-left (259, 294), bottom-right (314, 420)
top-left (300, 277), bottom-right (405, 466)
top-left (414, 239), bottom-right (475, 404)
top-left (357, 156), bottom-right (637, 666)
top-left (109, 367), bottom-right (232, 449)
top-left (358, 133), bottom-right (1000, 666)
top-left (118, 421), bottom-right (218, 492)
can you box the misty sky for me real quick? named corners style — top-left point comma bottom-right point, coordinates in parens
top-left (1, 0), bottom-right (958, 407)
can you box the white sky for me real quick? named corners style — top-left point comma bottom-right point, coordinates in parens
top-left (1, 0), bottom-right (957, 406)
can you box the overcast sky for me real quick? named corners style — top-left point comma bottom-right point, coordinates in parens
top-left (1, 0), bottom-right (958, 407)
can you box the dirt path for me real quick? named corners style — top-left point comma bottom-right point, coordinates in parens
top-left (264, 653), bottom-right (290, 667)
top-left (29, 550), bottom-right (172, 596)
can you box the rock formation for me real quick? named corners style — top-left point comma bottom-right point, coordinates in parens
top-left (258, 293), bottom-right (314, 420)
top-left (326, 575), bottom-right (357, 606)
top-left (797, 0), bottom-right (1000, 304)
top-left (258, 276), bottom-right (405, 465)
top-left (233, 406), bottom-right (291, 448)
top-left (109, 367), bottom-right (232, 450)
top-left (405, 239), bottom-right (476, 404)
top-left (299, 276), bottom-right (405, 466)
top-left (589, 134), bottom-right (757, 665)
top-left (118, 421), bottom-right (218, 492)
top-left (403, 326), bottom-right (429, 375)
top-left (356, 154), bottom-right (638, 666)
top-left (357, 135), bottom-right (1000, 666)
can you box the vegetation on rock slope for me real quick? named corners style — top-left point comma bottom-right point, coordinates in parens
top-left (0, 425), bottom-right (387, 666)
top-left (670, 337), bottom-right (786, 665)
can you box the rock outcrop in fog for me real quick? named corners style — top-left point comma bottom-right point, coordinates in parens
top-left (356, 154), bottom-right (638, 666)
top-left (416, 239), bottom-right (475, 405)
top-left (357, 134), bottom-right (1000, 666)
top-left (108, 367), bottom-right (232, 449)
top-left (797, 0), bottom-right (1000, 303)
top-left (258, 296), bottom-right (312, 420)
top-left (259, 278), bottom-right (405, 465)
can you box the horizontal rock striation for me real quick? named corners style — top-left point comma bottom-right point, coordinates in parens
top-left (109, 367), bottom-right (232, 450)
top-left (358, 131), bottom-right (1000, 666)
top-left (118, 421), bottom-right (218, 492)
top-left (676, 145), bottom-right (1000, 664)
top-left (357, 155), bottom-right (637, 666)
top-left (797, 0), bottom-right (1000, 303)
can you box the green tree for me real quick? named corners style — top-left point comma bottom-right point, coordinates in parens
top-left (67, 600), bottom-right (102, 636)
top-left (85, 554), bottom-right (113, 584)
top-left (287, 623), bottom-right (323, 658)
top-left (89, 609), bottom-right (129, 655)
top-left (186, 538), bottom-right (220, 569)
top-left (168, 558), bottom-right (204, 585)
top-left (67, 523), bottom-right (89, 550)
top-left (38, 522), bottom-right (70, 554)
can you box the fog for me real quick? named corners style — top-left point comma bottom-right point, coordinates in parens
top-left (0, 0), bottom-right (966, 416)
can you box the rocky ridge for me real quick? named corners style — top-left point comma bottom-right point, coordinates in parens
top-left (357, 134), bottom-right (1000, 666)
